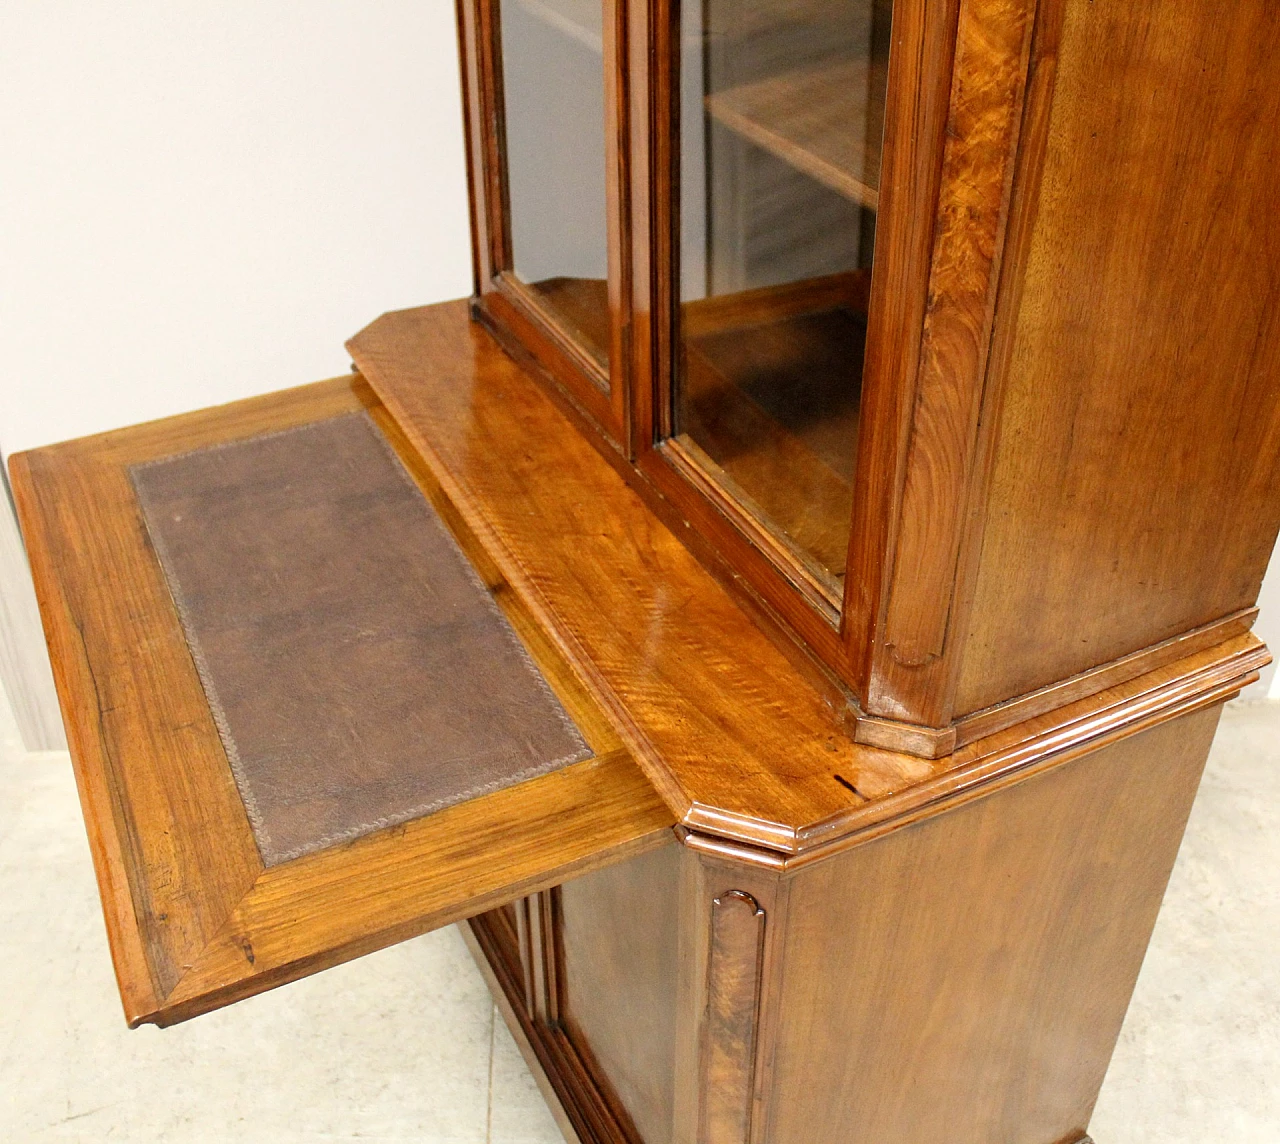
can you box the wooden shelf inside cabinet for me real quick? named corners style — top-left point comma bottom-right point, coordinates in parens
top-left (9, 376), bottom-right (674, 1028)
top-left (511, 0), bottom-right (603, 53)
top-left (705, 57), bottom-right (887, 209)
top-left (679, 271), bottom-right (869, 589)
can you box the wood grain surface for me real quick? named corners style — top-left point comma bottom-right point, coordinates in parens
top-left (9, 377), bottom-right (674, 1027)
top-left (698, 891), bottom-right (765, 1144)
top-left (765, 705), bottom-right (1221, 1144)
top-left (350, 300), bottom-right (1268, 860)
top-left (955, 0), bottom-right (1280, 713)
top-left (462, 0), bottom-right (1280, 760)
top-left (871, 0), bottom-right (1038, 721)
top-left (559, 843), bottom-right (682, 1144)
top-left (841, 0), bottom-right (961, 683)
top-left (704, 58), bottom-right (885, 209)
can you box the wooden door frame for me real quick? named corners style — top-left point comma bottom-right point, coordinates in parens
top-left (456, 0), bottom-right (634, 448)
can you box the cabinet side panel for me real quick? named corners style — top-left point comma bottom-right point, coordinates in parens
top-left (560, 841), bottom-right (681, 1144)
top-left (956, 0), bottom-right (1280, 713)
top-left (767, 705), bottom-right (1219, 1144)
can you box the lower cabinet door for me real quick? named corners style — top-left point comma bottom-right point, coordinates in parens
top-left (10, 374), bottom-right (673, 1027)
top-left (467, 841), bottom-right (682, 1144)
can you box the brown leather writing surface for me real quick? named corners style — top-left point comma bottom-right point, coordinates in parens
top-left (131, 412), bottom-right (592, 865)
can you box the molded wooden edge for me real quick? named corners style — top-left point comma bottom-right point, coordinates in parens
top-left (854, 714), bottom-right (956, 758)
top-left (856, 606), bottom-right (1260, 755)
top-left (151, 819), bottom-right (673, 1028)
top-left (8, 451), bottom-right (165, 1026)
top-left (676, 633), bottom-right (1268, 867)
top-left (952, 607), bottom-right (1259, 742)
top-left (798, 636), bottom-right (1264, 851)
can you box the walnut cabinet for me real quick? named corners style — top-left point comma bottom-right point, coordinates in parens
top-left (10, 0), bottom-right (1280, 1142)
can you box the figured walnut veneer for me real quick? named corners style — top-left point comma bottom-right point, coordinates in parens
top-left (348, 300), bottom-right (1268, 861)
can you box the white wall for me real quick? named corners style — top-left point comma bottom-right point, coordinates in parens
top-left (0, 2), bottom-right (471, 459)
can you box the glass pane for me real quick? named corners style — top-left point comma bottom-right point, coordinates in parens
top-left (499, 0), bottom-right (611, 375)
top-left (676, 0), bottom-right (892, 599)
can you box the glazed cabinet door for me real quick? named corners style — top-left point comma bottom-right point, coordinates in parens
top-left (665, 0), bottom-right (890, 609)
top-left (459, 0), bottom-right (633, 444)
top-left (629, 0), bottom-right (969, 698)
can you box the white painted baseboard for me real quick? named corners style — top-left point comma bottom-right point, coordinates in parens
top-left (0, 475), bottom-right (66, 752)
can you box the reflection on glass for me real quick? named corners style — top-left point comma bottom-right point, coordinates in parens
top-left (499, 0), bottom-right (611, 374)
top-left (676, 0), bottom-right (892, 599)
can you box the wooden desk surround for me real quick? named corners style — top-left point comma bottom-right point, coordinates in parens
top-left (10, 0), bottom-right (1280, 1142)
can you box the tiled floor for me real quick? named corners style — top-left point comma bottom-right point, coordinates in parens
top-left (1, 681), bottom-right (1276, 1142)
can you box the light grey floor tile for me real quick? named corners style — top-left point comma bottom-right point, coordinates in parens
top-left (1090, 702), bottom-right (1280, 1143)
top-left (487, 1007), bottom-right (566, 1144)
top-left (0, 686), bottom-right (495, 1144)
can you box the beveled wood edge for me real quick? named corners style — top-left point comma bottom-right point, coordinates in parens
top-left (9, 449), bottom-right (165, 1024)
top-left (954, 606), bottom-right (1259, 740)
top-left (855, 606), bottom-right (1259, 755)
top-left (152, 804), bottom-right (674, 1028)
top-left (10, 378), bottom-right (677, 1028)
top-left (677, 632), bottom-right (1268, 867)
top-left (854, 714), bottom-right (956, 758)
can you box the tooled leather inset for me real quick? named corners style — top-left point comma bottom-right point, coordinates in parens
top-left (131, 412), bottom-right (592, 865)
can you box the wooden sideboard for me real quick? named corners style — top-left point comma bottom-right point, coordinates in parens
top-left (10, 0), bottom-right (1280, 1141)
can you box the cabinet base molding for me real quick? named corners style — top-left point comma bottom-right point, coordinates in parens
top-left (857, 606), bottom-right (1260, 758)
